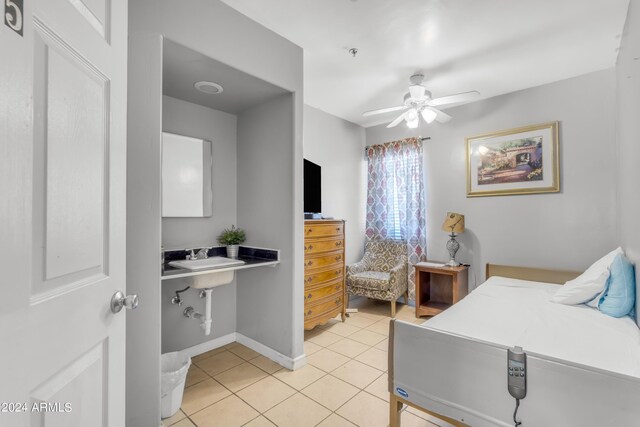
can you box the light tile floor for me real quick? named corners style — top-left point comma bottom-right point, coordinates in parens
top-left (163, 297), bottom-right (453, 427)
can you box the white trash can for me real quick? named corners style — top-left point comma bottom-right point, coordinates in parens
top-left (161, 351), bottom-right (191, 419)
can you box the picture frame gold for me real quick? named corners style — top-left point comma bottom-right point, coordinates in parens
top-left (466, 121), bottom-right (559, 197)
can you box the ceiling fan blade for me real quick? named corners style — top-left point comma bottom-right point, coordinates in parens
top-left (387, 111), bottom-right (409, 128)
top-left (431, 107), bottom-right (452, 123)
top-left (363, 105), bottom-right (407, 117)
top-left (429, 91), bottom-right (480, 107)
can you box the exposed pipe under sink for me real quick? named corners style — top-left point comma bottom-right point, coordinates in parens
top-left (182, 287), bottom-right (213, 335)
top-left (183, 306), bottom-right (202, 321)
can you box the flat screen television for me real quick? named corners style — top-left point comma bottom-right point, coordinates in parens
top-left (304, 159), bottom-right (321, 214)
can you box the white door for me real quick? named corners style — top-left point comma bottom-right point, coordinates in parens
top-left (0, 0), bottom-right (129, 425)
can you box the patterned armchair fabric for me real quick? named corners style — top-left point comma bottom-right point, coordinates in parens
top-left (346, 240), bottom-right (408, 317)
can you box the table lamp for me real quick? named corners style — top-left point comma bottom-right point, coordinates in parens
top-left (442, 212), bottom-right (465, 267)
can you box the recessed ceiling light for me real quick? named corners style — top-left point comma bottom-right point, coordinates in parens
top-left (194, 81), bottom-right (224, 94)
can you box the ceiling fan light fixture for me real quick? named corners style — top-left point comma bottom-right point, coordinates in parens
top-left (405, 108), bottom-right (419, 128)
top-left (361, 73), bottom-right (478, 128)
top-left (421, 108), bottom-right (437, 124)
top-left (409, 84), bottom-right (426, 100)
top-left (405, 108), bottom-right (418, 120)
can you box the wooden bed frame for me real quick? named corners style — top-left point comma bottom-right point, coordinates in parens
top-left (485, 263), bottom-right (580, 284)
top-left (388, 263), bottom-right (640, 427)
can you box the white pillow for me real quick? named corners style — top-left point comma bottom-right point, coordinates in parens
top-left (550, 247), bottom-right (624, 305)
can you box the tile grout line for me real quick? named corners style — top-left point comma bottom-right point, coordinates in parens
top-left (300, 342), bottom-right (388, 426)
top-left (299, 322), bottom-right (389, 426)
top-left (249, 340), bottom-right (385, 425)
top-left (185, 368), bottom-right (387, 427)
top-left (185, 350), bottom-right (276, 422)
top-left (192, 349), bottom-right (261, 379)
top-left (230, 370), bottom-right (303, 421)
top-left (190, 353), bottom-right (328, 424)
top-left (305, 331), bottom-right (388, 426)
top-left (309, 383), bottom-right (387, 427)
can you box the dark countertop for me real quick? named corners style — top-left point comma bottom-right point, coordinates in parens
top-left (161, 256), bottom-right (279, 280)
top-left (161, 245), bottom-right (280, 281)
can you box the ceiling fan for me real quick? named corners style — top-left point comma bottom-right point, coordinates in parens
top-left (363, 74), bottom-right (480, 128)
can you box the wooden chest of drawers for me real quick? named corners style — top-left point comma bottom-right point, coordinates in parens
top-left (304, 220), bottom-right (346, 330)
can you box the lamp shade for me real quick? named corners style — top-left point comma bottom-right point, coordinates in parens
top-left (405, 108), bottom-right (419, 128)
top-left (442, 212), bottom-right (465, 233)
top-left (421, 108), bottom-right (437, 124)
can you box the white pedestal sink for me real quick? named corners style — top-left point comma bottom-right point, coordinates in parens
top-left (168, 257), bottom-right (246, 289)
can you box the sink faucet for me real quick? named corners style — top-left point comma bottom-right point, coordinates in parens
top-left (195, 248), bottom-right (210, 259)
top-left (186, 247), bottom-right (211, 260)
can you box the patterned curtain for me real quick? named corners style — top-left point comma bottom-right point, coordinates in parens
top-left (365, 137), bottom-right (427, 299)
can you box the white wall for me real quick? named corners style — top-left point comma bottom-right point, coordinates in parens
top-left (616, 2), bottom-right (640, 322)
top-left (161, 96), bottom-right (238, 353)
top-left (303, 105), bottom-right (367, 264)
top-left (236, 93), bottom-right (301, 359)
top-left (126, 34), bottom-right (163, 427)
top-left (127, 2), bottom-right (303, 425)
top-left (366, 69), bottom-right (618, 289)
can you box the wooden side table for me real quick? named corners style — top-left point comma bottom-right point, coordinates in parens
top-left (415, 263), bottom-right (469, 317)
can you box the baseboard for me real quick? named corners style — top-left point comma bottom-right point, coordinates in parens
top-left (290, 353), bottom-right (308, 370)
top-left (236, 333), bottom-right (307, 371)
top-left (180, 333), bottom-right (237, 359)
top-left (179, 332), bottom-right (307, 371)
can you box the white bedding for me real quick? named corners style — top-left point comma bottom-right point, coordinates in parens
top-left (423, 276), bottom-right (640, 378)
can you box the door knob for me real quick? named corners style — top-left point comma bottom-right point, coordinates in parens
top-left (111, 291), bottom-right (139, 314)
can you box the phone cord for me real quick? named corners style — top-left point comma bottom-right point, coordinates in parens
top-left (513, 398), bottom-right (522, 427)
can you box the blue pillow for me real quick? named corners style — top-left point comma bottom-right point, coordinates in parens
top-left (598, 254), bottom-right (636, 318)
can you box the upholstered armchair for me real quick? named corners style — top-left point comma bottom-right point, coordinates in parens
top-left (346, 240), bottom-right (408, 318)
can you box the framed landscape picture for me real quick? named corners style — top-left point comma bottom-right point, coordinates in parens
top-left (466, 122), bottom-right (559, 197)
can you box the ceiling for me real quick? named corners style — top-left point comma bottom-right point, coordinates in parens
top-left (163, 39), bottom-right (289, 114)
top-left (220, 0), bottom-right (630, 127)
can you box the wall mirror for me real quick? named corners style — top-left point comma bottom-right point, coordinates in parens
top-left (162, 132), bottom-right (213, 217)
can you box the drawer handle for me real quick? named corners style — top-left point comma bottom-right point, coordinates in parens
top-left (335, 241), bottom-right (342, 247)
top-left (307, 293), bottom-right (312, 300)
top-left (335, 270), bottom-right (340, 275)
top-left (306, 229), bottom-right (312, 234)
top-left (307, 245), bottom-right (313, 250)
top-left (306, 260), bottom-right (313, 267)
top-left (335, 256), bottom-right (341, 261)
top-left (305, 276), bottom-right (313, 283)
top-left (335, 298), bottom-right (341, 306)
top-left (307, 310), bottom-right (312, 316)
top-left (336, 227), bottom-right (341, 231)
top-left (335, 284), bottom-right (341, 291)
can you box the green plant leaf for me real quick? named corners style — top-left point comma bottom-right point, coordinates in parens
top-left (217, 225), bottom-right (246, 245)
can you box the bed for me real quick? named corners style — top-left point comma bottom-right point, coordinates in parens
top-left (389, 264), bottom-right (640, 427)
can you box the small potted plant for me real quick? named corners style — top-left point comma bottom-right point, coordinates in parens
top-left (217, 225), bottom-right (246, 259)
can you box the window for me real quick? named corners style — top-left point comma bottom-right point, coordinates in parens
top-left (365, 137), bottom-right (427, 298)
